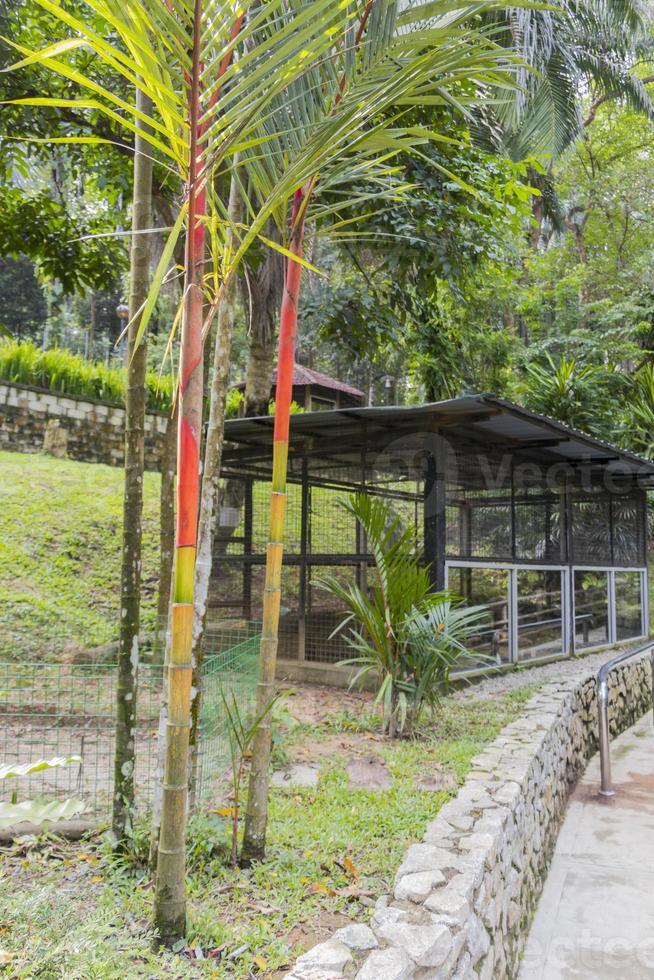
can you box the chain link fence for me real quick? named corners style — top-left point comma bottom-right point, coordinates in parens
top-left (0, 621), bottom-right (260, 819)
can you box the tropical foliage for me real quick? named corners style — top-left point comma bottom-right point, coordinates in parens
top-left (517, 353), bottom-right (618, 435)
top-left (317, 494), bottom-right (485, 736)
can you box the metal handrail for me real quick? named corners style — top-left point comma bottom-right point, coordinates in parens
top-left (597, 639), bottom-right (654, 797)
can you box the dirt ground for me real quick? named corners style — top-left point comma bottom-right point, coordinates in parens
top-left (276, 683), bottom-right (458, 794)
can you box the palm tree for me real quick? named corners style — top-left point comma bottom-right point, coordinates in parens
top-left (630, 364), bottom-right (654, 458)
top-left (317, 494), bottom-right (485, 735)
top-left (479, 1), bottom-right (651, 161)
top-left (518, 353), bottom-right (614, 433)
top-left (237, 0), bottom-right (523, 863)
top-left (8, 0), bottom-right (386, 944)
top-left (478, 0), bottom-right (653, 244)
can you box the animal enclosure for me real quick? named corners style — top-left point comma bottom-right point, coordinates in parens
top-left (212, 395), bottom-right (653, 670)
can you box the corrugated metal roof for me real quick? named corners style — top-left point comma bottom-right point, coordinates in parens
top-left (235, 363), bottom-right (364, 399)
top-left (223, 393), bottom-right (654, 483)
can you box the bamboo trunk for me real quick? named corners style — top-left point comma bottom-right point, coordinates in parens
top-left (241, 190), bottom-right (306, 864)
top-left (113, 88), bottom-right (153, 845)
top-left (189, 169), bottom-right (242, 804)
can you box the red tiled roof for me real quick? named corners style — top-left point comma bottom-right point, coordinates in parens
top-left (271, 363), bottom-right (364, 398)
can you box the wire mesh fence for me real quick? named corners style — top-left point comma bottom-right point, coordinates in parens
top-left (0, 621), bottom-right (261, 820)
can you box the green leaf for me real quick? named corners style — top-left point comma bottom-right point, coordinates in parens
top-left (131, 201), bottom-right (188, 353)
top-left (0, 756), bottom-right (82, 781)
top-left (0, 797), bottom-right (86, 830)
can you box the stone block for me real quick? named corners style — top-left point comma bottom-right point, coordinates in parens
top-left (42, 419), bottom-right (68, 458)
top-left (371, 906), bottom-right (408, 932)
top-left (424, 885), bottom-right (470, 925)
top-left (395, 870), bottom-right (445, 903)
top-left (295, 940), bottom-right (352, 975)
top-left (396, 844), bottom-right (459, 880)
top-left (375, 919), bottom-right (453, 968)
top-left (333, 924), bottom-right (378, 952)
top-left (355, 947), bottom-right (415, 980)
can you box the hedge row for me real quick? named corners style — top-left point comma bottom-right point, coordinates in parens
top-left (0, 339), bottom-right (173, 412)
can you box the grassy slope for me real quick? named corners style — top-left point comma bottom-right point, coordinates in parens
top-left (0, 451), bottom-right (161, 659)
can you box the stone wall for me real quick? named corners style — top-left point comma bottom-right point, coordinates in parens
top-left (283, 651), bottom-right (653, 980)
top-left (0, 381), bottom-right (168, 471)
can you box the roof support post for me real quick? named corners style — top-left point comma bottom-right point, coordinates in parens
top-left (424, 434), bottom-right (446, 591)
top-left (298, 458), bottom-right (309, 661)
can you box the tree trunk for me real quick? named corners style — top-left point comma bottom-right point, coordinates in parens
top-left (153, 25), bottom-right (205, 943)
top-left (528, 191), bottom-right (544, 252)
top-left (112, 89), bottom-right (153, 846)
top-left (153, 405), bottom-right (177, 666)
top-left (189, 169), bottom-right (242, 805)
top-left (565, 205), bottom-right (590, 310)
top-left (88, 294), bottom-right (96, 361)
top-left (241, 189), bottom-right (306, 864)
top-left (242, 219), bottom-right (284, 416)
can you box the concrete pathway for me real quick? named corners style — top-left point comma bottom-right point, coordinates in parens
top-left (520, 713), bottom-right (654, 979)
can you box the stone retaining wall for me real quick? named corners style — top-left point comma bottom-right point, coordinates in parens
top-left (0, 380), bottom-right (168, 470)
top-left (284, 651), bottom-right (652, 980)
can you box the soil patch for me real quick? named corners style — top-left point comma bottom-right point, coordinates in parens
top-left (347, 756), bottom-right (392, 791)
top-left (283, 684), bottom-right (374, 726)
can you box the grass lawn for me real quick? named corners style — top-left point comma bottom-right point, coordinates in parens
top-left (0, 682), bottom-right (536, 979)
top-left (0, 451), bottom-right (161, 659)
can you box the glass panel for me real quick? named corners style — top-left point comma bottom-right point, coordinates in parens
top-left (615, 571), bottom-right (643, 640)
top-left (517, 570), bottom-right (564, 661)
top-left (448, 566), bottom-right (510, 665)
top-left (574, 570), bottom-right (609, 649)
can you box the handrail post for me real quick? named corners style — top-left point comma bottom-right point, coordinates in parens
top-left (598, 676), bottom-right (614, 797)
top-left (651, 648), bottom-right (654, 727)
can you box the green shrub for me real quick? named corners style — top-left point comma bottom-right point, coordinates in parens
top-left (0, 339), bottom-right (173, 412)
top-left (316, 493), bottom-right (486, 736)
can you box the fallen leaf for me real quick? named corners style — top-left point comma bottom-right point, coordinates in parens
top-left (309, 882), bottom-right (337, 896)
top-left (342, 856), bottom-right (359, 880)
top-left (254, 955), bottom-right (268, 971)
